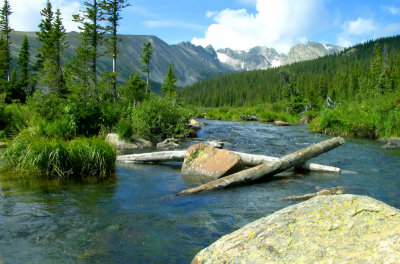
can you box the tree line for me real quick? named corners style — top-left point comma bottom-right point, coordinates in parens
top-left (180, 36), bottom-right (400, 110)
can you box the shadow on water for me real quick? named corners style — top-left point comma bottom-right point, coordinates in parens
top-left (1, 119), bottom-right (400, 263)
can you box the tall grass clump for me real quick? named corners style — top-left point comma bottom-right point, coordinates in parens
top-left (3, 132), bottom-right (116, 178)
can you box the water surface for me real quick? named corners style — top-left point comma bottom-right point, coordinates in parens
top-left (1, 120), bottom-right (399, 263)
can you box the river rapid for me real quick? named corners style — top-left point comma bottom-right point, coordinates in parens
top-left (1, 120), bottom-right (399, 263)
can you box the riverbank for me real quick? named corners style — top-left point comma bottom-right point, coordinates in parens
top-left (188, 97), bottom-right (400, 140)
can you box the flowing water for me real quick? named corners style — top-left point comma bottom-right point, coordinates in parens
top-left (1, 120), bottom-right (399, 263)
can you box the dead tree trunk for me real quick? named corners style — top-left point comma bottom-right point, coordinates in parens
top-left (117, 150), bottom-right (340, 173)
top-left (177, 137), bottom-right (345, 196)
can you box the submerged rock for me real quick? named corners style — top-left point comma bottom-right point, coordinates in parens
top-left (105, 133), bottom-right (152, 150)
top-left (273, 120), bottom-right (291, 126)
top-left (192, 194), bottom-right (400, 264)
top-left (189, 119), bottom-right (206, 126)
top-left (156, 138), bottom-right (180, 150)
top-left (181, 143), bottom-right (243, 180)
top-left (382, 137), bottom-right (400, 149)
top-left (282, 186), bottom-right (345, 201)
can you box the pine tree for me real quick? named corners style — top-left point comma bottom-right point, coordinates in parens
top-left (0, 0), bottom-right (12, 81)
top-left (140, 42), bottom-right (153, 93)
top-left (17, 35), bottom-right (30, 90)
top-left (101, 0), bottom-right (130, 101)
top-left (161, 63), bottom-right (177, 99)
top-left (123, 73), bottom-right (146, 103)
top-left (51, 8), bottom-right (68, 95)
top-left (73, 0), bottom-right (106, 97)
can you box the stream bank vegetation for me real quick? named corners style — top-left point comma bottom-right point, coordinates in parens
top-left (0, 0), bottom-right (191, 178)
top-left (180, 35), bottom-right (400, 139)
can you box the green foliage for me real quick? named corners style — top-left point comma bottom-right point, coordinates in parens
top-left (101, 0), bottom-right (130, 101)
top-left (116, 119), bottom-right (133, 141)
top-left (161, 63), bottom-right (177, 99)
top-left (3, 132), bottom-right (116, 178)
top-left (36, 2), bottom-right (68, 96)
top-left (72, 0), bottom-right (106, 94)
top-left (0, 102), bottom-right (29, 138)
top-left (0, 0), bottom-right (12, 81)
top-left (121, 73), bottom-right (146, 103)
top-left (130, 95), bottom-right (191, 142)
top-left (17, 35), bottom-right (30, 89)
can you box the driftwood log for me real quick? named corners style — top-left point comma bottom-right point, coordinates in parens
top-left (177, 137), bottom-right (345, 195)
top-left (117, 151), bottom-right (340, 173)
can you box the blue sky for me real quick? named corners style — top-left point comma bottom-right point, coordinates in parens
top-left (9, 0), bottom-right (400, 53)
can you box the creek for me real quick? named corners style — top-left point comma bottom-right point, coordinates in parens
top-left (1, 119), bottom-right (399, 263)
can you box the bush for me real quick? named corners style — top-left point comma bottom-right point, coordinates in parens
top-left (0, 103), bottom-right (30, 138)
top-left (3, 132), bottom-right (116, 178)
top-left (117, 119), bottom-right (134, 141)
top-left (130, 95), bottom-right (191, 142)
top-left (36, 116), bottom-right (77, 140)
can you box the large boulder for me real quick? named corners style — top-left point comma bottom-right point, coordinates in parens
top-left (192, 194), bottom-right (400, 264)
top-left (181, 143), bottom-right (243, 180)
top-left (382, 137), bottom-right (400, 149)
top-left (106, 133), bottom-right (152, 150)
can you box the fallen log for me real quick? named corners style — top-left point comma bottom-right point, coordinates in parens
top-left (177, 137), bottom-right (345, 196)
top-left (117, 150), bottom-right (340, 173)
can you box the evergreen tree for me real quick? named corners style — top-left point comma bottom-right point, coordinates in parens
top-left (0, 0), bottom-right (12, 81)
top-left (17, 35), bottom-right (30, 90)
top-left (51, 8), bottom-right (68, 95)
top-left (73, 0), bottom-right (106, 97)
top-left (101, 0), bottom-right (130, 101)
top-left (161, 63), bottom-right (177, 99)
top-left (140, 41), bottom-right (153, 93)
top-left (123, 73), bottom-right (146, 103)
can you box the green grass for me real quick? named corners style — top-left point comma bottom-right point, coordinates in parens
top-left (2, 132), bottom-right (117, 179)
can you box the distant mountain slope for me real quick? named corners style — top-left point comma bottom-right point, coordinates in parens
top-left (9, 31), bottom-right (231, 87)
top-left (9, 31), bottom-right (343, 87)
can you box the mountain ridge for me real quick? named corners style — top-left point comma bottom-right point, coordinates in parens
top-left (9, 31), bottom-right (343, 87)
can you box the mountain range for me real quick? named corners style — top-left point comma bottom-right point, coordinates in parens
top-left (9, 31), bottom-right (343, 87)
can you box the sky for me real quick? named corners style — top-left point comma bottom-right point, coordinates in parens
top-left (8, 0), bottom-right (400, 54)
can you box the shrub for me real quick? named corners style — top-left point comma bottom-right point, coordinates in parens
top-left (36, 116), bottom-right (77, 140)
top-left (130, 95), bottom-right (191, 142)
top-left (3, 132), bottom-right (116, 178)
top-left (0, 103), bottom-right (30, 138)
top-left (117, 119), bottom-right (134, 141)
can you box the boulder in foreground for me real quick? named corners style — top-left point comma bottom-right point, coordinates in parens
top-left (181, 143), bottom-right (243, 180)
top-left (192, 194), bottom-right (400, 264)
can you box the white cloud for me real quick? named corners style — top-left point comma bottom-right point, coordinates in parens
top-left (192, 0), bottom-right (329, 54)
top-left (337, 17), bottom-right (400, 47)
top-left (382, 5), bottom-right (400, 15)
top-left (9, 0), bottom-right (81, 32)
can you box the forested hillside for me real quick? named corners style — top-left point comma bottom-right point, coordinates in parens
top-left (180, 35), bottom-right (400, 138)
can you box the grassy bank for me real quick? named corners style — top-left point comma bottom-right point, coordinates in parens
top-left (188, 104), bottom-right (299, 124)
top-left (3, 132), bottom-right (116, 178)
top-left (2, 133), bottom-right (116, 178)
